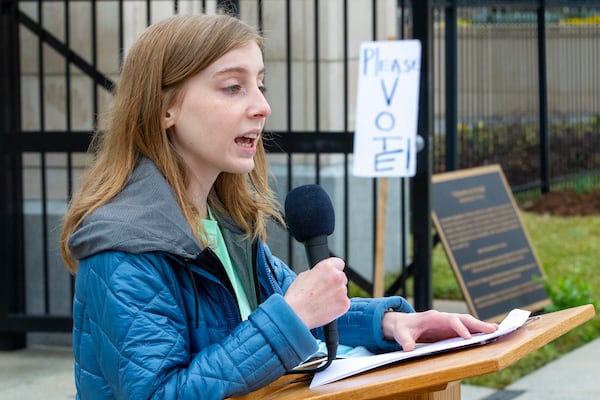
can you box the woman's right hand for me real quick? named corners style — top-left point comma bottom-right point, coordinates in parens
top-left (284, 257), bottom-right (350, 329)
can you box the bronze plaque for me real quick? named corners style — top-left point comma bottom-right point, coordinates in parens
top-left (432, 165), bottom-right (550, 322)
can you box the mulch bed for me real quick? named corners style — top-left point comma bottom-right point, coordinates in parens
top-left (521, 188), bottom-right (600, 217)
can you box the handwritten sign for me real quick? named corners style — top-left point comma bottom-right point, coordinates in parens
top-left (353, 40), bottom-right (421, 177)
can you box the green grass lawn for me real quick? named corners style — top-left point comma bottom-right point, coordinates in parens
top-left (433, 211), bottom-right (600, 388)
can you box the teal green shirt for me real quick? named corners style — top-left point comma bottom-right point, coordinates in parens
top-left (201, 213), bottom-right (252, 321)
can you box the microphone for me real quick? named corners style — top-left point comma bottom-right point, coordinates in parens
top-left (284, 184), bottom-right (338, 371)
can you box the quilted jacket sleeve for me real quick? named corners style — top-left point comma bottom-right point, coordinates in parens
top-left (263, 245), bottom-right (415, 352)
top-left (338, 296), bottom-right (415, 352)
top-left (75, 251), bottom-right (317, 400)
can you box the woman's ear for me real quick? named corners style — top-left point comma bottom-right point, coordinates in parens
top-left (164, 109), bottom-right (176, 130)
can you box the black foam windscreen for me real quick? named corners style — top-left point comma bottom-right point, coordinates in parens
top-left (284, 184), bottom-right (335, 242)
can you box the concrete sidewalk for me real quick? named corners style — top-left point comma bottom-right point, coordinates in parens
top-left (2, 339), bottom-right (599, 399)
top-left (0, 346), bottom-right (75, 400)
top-left (462, 337), bottom-right (600, 400)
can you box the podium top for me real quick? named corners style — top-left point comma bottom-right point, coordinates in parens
top-left (231, 304), bottom-right (595, 400)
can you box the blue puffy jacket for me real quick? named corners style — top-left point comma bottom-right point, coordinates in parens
top-left (68, 157), bottom-right (414, 399)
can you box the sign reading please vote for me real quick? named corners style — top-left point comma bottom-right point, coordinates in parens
top-left (353, 40), bottom-right (421, 178)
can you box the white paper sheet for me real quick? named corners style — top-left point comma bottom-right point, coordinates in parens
top-left (310, 308), bottom-right (531, 388)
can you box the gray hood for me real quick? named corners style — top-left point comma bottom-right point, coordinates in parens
top-left (69, 157), bottom-right (202, 261)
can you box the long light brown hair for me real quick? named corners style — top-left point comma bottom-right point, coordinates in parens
top-left (61, 14), bottom-right (284, 273)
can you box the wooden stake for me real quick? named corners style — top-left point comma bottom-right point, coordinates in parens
top-left (373, 178), bottom-right (388, 297)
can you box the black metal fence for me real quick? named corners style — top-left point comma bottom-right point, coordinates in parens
top-left (435, 1), bottom-right (600, 192)
top-left (1, 0), bottom-right (599, 349)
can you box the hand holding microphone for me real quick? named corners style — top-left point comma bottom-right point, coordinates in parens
top-left (284, 184), bottom-right (350, 371)
top-left (284, 256), bottom-right (349, 330)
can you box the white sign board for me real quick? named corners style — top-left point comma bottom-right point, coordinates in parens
top-left (353, 40), bottom-right (421, 177)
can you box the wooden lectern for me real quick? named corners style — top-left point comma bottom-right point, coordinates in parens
top-left (231, 304), bottom-right (595, 400)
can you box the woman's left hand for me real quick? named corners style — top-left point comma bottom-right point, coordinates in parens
top-left (382, 310), bottom-right (499, 351)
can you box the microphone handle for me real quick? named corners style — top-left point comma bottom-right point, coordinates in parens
top-left (323, 320), bottom-right (339, 363)
top-left (304, 236), bottom-right (339, 363)
top-left (304, 235), bottom-right (330, 267)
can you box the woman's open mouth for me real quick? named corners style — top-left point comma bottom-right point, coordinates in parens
top-left (235, 133), bottom-right (259, 148)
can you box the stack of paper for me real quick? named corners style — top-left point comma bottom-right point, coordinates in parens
top-left (310, 308), bottom-right (532, 388)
